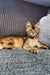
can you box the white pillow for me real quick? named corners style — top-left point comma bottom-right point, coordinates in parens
top-left (39, 14), bottom-right (50, 48)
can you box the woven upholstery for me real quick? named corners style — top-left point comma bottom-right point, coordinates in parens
top-left (0, 0), bottom-right (26, 37)
top-left (0, 12), bottom-right (26, 37)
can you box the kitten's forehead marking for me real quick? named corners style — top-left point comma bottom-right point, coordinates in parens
top-left (26, 21), bottom-right (31, 26)
top-left (26, 23), bottom-right (31, 26)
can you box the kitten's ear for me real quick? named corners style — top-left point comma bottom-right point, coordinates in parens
top-left (26, 21), bottom-right (32, 28)
top-left (34, 22), bottom-right (39, 29)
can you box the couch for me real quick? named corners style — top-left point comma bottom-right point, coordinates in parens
top-left (0, 0), bottom-right (50, 75)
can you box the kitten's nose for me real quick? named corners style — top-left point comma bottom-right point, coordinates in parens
top-left (32, 31), bottom-right (35, 34)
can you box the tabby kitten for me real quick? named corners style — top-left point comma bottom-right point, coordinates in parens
top-left (0, 21), bottom-right (48, 53)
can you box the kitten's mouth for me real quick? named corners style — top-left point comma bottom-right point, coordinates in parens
top-left (29, 33), bottom-right (36, 37)
top-left (32, 33), bottom-right (36, 37)
top-left (33, 33), bottom-right (36, 36)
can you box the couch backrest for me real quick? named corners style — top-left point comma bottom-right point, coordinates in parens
top-left (0, 0), bottom-right (48, 38)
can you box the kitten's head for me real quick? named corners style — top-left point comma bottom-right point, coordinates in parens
top-left (26, 21), bottom-right (39, 37)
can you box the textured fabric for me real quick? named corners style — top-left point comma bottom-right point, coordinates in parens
top-left (0, 0), bottom-right (48, 38)
top-left (39, 14), bottom-right (50, 48)
top-left (0, 48), bottom-right (50, 75)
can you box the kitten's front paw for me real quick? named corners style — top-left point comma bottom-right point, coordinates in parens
top-left (29, 48), bottom-right (38, 54)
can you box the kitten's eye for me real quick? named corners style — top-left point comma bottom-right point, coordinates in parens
top-left (34, 29), bottom-right (36, 32)
top-left (30, 29), bottom-right (32, 31)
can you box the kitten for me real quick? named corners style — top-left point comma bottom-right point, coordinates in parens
top-left (0, 21), bottom-right (48, 53)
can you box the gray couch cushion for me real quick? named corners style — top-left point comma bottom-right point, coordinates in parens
top-left (39, 14), bottom-right (50, 48)
top-left (0, 48), bottom-right (50, 75)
